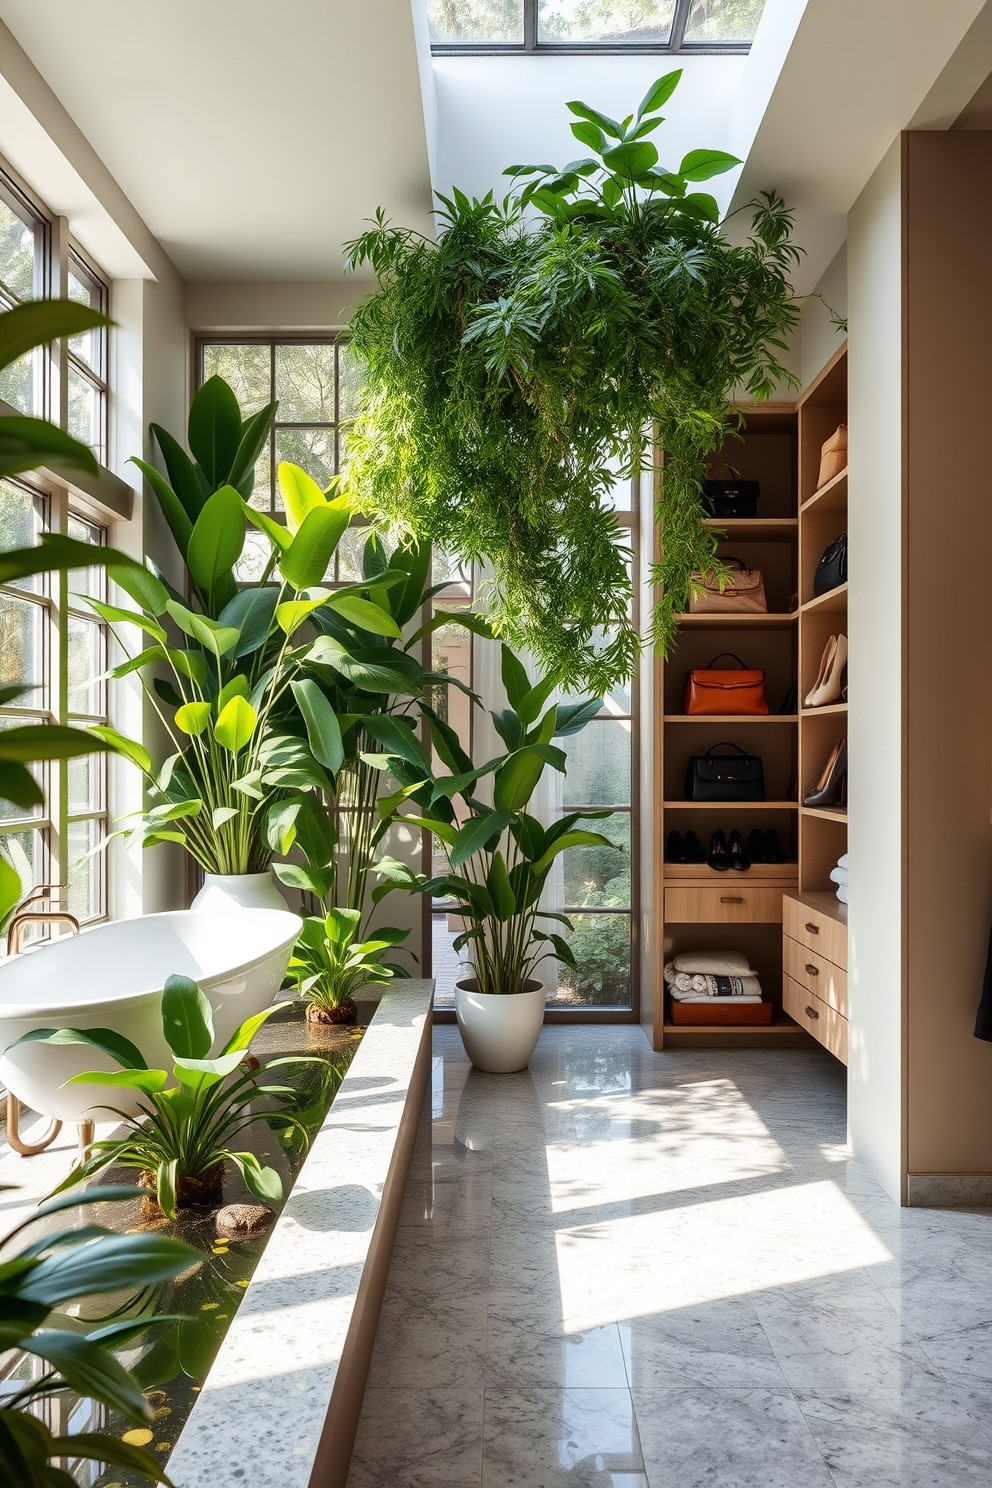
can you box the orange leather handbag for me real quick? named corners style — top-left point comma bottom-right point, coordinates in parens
top-left (684, 652), bottom-right (769, 716)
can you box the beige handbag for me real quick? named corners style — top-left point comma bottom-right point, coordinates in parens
top-left (817, 423), bottom-right (848, 488)
top-left (688, 557), bottom-right (767, 614)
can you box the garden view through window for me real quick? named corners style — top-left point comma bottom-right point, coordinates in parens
top-left (427, 0), bottom-right (766, 49)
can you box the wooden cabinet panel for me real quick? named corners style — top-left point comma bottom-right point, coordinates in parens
top-left (783, 975), bottom-right (848, 1064)
top-left (783, 891), bottom-right (848, 969)
top-left (665, 886), bottom-right (785, 924)
top-left (783, 937), bottom-right (848, 1017)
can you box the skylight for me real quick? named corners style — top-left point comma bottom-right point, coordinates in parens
top-left (427, 0), bottom-right (766, 52)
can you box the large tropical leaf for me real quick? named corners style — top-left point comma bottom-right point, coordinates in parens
top-left (450, 811), bottom-right (515, 869)
top-left (150, 421), bottom-right (207, 522)
top-left (130, 457), bottom-right (193, 558)
top-left (0, 416), bottom-right (99, 480)
top-left (0, 534), bottom-right (141, 588)
top-left (14, 1233), bottom-right (199, 1308)
top-left (290, 679), bottom-right (344, 772)
top-left (278, 461), bottom-right (326, 535)
top-left (187, 375), bottom-right (242, 487)
top-left (161, 973), bottom-right (214, 1059)
top-left (220, 583), bottom-right (279, 657)
top-left (186, 484), bottom-right (246, 594)
top-left (229, 401), bottom-right (278, 496)
top-left (21, 1329), bottom-right (151, 1421)
top-left (280, 503), bottom-right (351, 589)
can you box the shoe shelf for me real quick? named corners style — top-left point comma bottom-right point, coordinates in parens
top-left (650, 354), bottom-right (849, 1054)
top-left (801, 583), bottom-right (848, 615)
top-left (800, 702), bottom-right (846, 718)
top-left (800, 466), bottom-right (847, 516)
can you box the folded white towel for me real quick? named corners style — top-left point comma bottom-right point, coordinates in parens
top-left (836, 882), bottom-right (849, 904)
top-left (673, 951), bottom-right (753, 976)
top-left (837, 852), bottom-right (849, 871)
top-left (829, 865), bottom-right (848, 887)
top-left (671, 993), bottom-right (764, 1004)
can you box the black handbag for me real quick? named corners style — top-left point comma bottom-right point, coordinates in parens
top-left (685, 742), bottom-right (765, 801)
top-left (813, 533), bottom-right (848, 596)
top-left (702, 465), bottom-right (760, 519)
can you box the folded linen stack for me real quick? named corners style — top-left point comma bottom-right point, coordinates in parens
top-left (664, 951), bottom-right (763, 1004)
top-left (829, 852), bottom-right (849, 905)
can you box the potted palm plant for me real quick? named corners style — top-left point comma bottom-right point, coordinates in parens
top-left (401, 647), bottom-right (617, 1072)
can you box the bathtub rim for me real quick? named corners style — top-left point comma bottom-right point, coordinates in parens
top-left (0, 907), bottom-right (302, 1023)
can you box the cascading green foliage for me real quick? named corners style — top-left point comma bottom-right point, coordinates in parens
top-left (343, 69), bottom-right (801, 690)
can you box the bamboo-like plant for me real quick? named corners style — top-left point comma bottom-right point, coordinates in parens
top-left (0, 1186), bottom-right (198, 1487)
top-left (32, 975), bottom-right (318, 1218)
top-left (344, 70), bottom-right (803, 690)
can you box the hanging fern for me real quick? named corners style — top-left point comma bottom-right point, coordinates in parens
top-left (343, 70), bottom-right (801, 692)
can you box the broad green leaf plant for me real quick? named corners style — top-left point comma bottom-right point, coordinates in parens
top-left (0, 1185), bottom-right (198, 1487)
top-left (29, 975), bottom-right (318, 1219)
top-left (88, 461), bottom-right (413, 876)
top-left (344, 70), bottom-right (803, 689)
top-left (400, 646), bottom-right (619, 996)
top-left (287, 906), bottom-right (409, 1022)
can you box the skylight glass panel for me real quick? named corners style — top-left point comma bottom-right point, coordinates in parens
top-left (427, 0), bottom-right (526, 42)
top-left (682, 0), bottom-right (765, 44)
top-left (538, 0), bottom-right (675, 44)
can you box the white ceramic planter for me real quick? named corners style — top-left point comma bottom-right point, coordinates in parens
top-left (454, 978), bottom-right (545, 1073)
top-left (193, 871), bottom-right (288, 914)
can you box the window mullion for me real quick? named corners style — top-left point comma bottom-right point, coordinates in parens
top-left (524, 0), bottom-right (537, 50)
top-left (48, 485), bottom-right (69, 894)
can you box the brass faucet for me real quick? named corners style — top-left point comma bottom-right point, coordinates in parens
top-left (3, 887), bottom-right (81, 1155)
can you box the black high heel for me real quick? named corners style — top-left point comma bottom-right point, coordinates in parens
top-left (708, 829), bottom-right (729, 871)
top-left (728, 829), bottom-right (750, 871)
top-left (746, 829), bottom-right (767, 863)
top-left (683, 830), bottom-right (706, 864)
top-left (764, 829), bottom-right (784, 863)
top-left (666, 830), bottom-right (686, 862)
top-left (803, 739), bottom-right (847, 809)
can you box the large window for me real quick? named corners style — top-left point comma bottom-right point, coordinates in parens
top-left (427, 0), bottom-right (765, 51)
top-left (0, 482), bottom-right (111, 926)
top-left (0, 161), bottom-right (109, 460)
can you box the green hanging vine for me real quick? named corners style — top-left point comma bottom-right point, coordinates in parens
top-left (343, 70), bottom-right (802, 693)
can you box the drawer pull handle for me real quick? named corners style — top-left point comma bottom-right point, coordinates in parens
top-left (720, 897), bottom-right (744, 904)
top-left (805, 1005), bottom-right (820, 1020)
top-left (805, 963), bottom-right (819, 977)
top-left (805, 922), bottom-right (820, 935)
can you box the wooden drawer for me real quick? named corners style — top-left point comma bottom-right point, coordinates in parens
top-left (783, 937), bottom-right (848, 1017)
top-left (783, 975), bottom-right (848, 1064)
top-left (665, 886), bottom-right (785, 924)
top-left (783, 893), bottom-right (848, 970)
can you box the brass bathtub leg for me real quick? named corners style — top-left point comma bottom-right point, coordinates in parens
top-left (77, 1120), bottom-right (95, 1159)
top-left (5, 1092), bottom-right (63, 1156)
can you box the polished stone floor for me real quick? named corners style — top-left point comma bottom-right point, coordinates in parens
top-left (346, 1025), bottom-right (992, 1487)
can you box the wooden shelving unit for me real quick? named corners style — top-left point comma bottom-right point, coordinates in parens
top-left (650, 401), bottom-right (807, 1049)
top-left (648, 352), bottom-right (850, 1052)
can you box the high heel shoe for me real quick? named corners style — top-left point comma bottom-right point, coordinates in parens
top-left (803, 738), bottom-right (847, 809)
top-left (683, 830), bottom-right (706, 864)
top-left (805, 634), bottom-right (848, 708)
top-left (666, 830), bottom-right (686, 862)
top-left (707, 829), bottom-right (729, 871)
top-left (764, 829), bottom-right (784, 863)
top-left (728, 829), bottom-right (750, 871)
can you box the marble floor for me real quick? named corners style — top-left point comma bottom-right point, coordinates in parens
top-left (346, 1025), bottom-right (992, 1488)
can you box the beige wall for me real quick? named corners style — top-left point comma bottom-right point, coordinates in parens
top-left (800, 244), bottom-right (848, 394)
top-left (902, 130), bottom-right (992, 1191)
top-left (185, 280), bottom-right (374, 334)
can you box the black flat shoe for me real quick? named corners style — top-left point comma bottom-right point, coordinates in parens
top-left (708, 829), bottom-right (729, 871)
top-left (666, 830), bottom-right (686, 863)
top-left (728, 829), bottom-right (751, 871)
top-left (683, 830), bottom-right (706, 864)
top-left (804, 738), bottom-right (847, 809)
top-left (764, 829), bottom-right (784, 863)
top-left (746, 829), bottom-right (767, 863)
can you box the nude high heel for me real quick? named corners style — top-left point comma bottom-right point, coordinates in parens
top-left (805, 634), bottom-right (848, 709)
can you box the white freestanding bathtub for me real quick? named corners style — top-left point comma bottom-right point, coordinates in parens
top-left (0, 909), bottom-right (301, 1124)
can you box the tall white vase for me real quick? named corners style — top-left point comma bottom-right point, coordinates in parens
top-left (192, 871), bottom-right (288, 914)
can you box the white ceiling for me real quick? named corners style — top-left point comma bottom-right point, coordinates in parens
top-left (0, 0), bottom-right (435, 281)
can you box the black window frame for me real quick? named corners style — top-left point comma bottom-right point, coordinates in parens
top-left (430, 0), bottom-right (761, 55)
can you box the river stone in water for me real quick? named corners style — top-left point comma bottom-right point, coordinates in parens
top-left (215, 1203), bottom-right (275, 1237)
